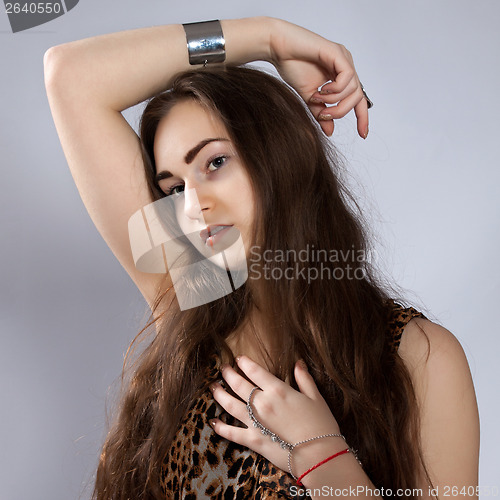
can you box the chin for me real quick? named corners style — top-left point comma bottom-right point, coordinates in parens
top-left (207, 236), bottom-right (248, 272)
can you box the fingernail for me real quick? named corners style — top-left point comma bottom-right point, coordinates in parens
top-left (318, 113), bottom-right (333, 121)
top-left (209, 419), bottom-right (216, 428)
top-left (220, 364), bottom-right (229, 372)
top-left (298, 359), bottom-right (308, 371)
top-left (363, 125), bottom-right (369, 139)
top-left (319, 89), bottom-right (333, 95)
top-left (235, 355), bottom-right (242, 363)
top-left (209, 383), bottom-right (217, 392)
top-left (309, 97), bottom-right (324, 104)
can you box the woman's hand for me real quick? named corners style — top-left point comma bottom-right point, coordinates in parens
top-left (209, 355), bottom-right (342, 474)
top-left (267, 18), bottom-right (369, 139)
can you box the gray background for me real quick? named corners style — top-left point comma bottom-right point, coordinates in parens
top-left (1, 1), bottom-right (499, 498)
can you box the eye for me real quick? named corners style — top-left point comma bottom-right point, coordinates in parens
top-left (164, 184), bottom-right (184, 196)
top-left (207, 155), bottom-right (227, 172)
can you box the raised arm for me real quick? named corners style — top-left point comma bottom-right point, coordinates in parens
top-left (43, 17), bottom-right (368, 308)
top-left (42, 19), bottom-right (272, 308)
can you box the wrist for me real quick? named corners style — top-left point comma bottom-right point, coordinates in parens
top-left (267, 17), bottom-right (286, 66)
top-left (291, 435), bottom-right (347, 481)
top-left (221, 16), bottom-right (276, 66)
top-left (300, 448), bottom-right (363, 490)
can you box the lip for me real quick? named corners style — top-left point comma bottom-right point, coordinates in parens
top-left (200, 225), bottom-right (234, 247)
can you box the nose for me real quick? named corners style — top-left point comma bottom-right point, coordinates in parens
top-left (182, 186), bottom-right (207, 222)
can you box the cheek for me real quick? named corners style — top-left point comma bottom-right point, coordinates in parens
top-left (243, 195), bottom-right (255, 226)
top-left (224, 188), bottom-right (254, 229)
top-left (173, 199), bottom-right (189, 233)
top-left (227, 172), bottom-right (255, 226)
top-left (177, 216), bottom-right (190, 235)
top-left (241, 186), bottom-right (256, 225)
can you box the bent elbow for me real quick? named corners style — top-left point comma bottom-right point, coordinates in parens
top-left (43, 45), bottom-right (76, 95)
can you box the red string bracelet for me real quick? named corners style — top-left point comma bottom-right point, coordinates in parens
top-left (296, 448), bottom-right (350, 487)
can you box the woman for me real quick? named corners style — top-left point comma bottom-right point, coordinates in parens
top-left (44, 17), bottom-right (479, 499)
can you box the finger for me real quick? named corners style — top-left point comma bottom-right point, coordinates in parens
top-left (322, 88), bottom-right (364, 120)
top-left (210, 382), bottom-right (249, 424)
top-left (354, 97), bottom-right (369, 139)
top-left (308, 102), bottom-right (335, 137)
top-left (294, 360), bottom-right (321, 399)
top-left (321, 120), bottom-right (334, 137)
top-left (312, 83), bottom-right (367, 138)
top-left (312, 77), bottom-right (358, 103)
top-left (317, 47), bottom-right (355, 94)
top-left (236, 355), bottom-right (286, 391)
top-left (209, 418), bottom-right (249, 447)
top-left (220, 364), bottom-right (257, 402)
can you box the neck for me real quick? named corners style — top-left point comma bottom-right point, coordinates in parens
top-left (225, 306), bottom-right (278, 371)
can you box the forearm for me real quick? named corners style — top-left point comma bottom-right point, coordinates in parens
top-left (43, 17), bottom-right (275, 112)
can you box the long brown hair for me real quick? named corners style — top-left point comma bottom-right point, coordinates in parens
top-left (93, 66), bottom-right (432, 499)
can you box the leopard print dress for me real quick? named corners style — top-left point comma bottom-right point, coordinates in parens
top-left (160, 301), bottom-right (426, 499)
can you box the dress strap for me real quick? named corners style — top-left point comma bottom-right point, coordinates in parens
top-left (386, 300), bottom-right (427, 353)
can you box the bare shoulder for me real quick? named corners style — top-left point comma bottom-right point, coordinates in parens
top-left (398, 317), bottom-right (479, 490)
top-left (398, 317), bottom-right (469, 376)
top-left (397, 317), bottom-right (477, 428)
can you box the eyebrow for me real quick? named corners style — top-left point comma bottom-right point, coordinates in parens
top-left (155, 137), bottom-right (229, 183)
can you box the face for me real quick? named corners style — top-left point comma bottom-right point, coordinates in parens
top-left (153, 99), bottom-right (255, 271)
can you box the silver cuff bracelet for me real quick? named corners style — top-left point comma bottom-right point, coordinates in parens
top-left (182, 20), bottom-right (226, 66)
